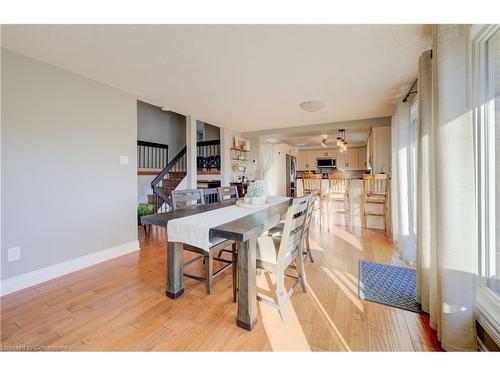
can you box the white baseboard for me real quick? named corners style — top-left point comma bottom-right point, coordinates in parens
top-left (0, 240), bottom-right (140, 297)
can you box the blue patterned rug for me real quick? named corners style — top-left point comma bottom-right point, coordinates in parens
top-left (359, 260), bottom-right (422, 313)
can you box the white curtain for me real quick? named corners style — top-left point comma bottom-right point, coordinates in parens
top-left (416, 25), bottom-right (477, 351)
top-left (391, 100), bottom-right (417, 262)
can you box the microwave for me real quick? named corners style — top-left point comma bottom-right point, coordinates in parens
top-left (317, 158), bottom-right (336, 168)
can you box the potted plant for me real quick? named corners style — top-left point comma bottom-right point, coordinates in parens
top-left (138, 203), bottom-right (154, 237)
top-left (251, 157), bottom-right (272, 202)
top-left (246, 181), bottom-right (266, 205)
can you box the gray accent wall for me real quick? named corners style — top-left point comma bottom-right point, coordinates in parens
top-left (203, 123), bottom-right (220, 141)
top-left (1, 49), bottom-right (138, 280)
top-left (137, 100), bottom-right (186, 158)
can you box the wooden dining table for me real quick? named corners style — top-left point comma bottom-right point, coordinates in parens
top-left (141, 197), bottom-right (291, 331)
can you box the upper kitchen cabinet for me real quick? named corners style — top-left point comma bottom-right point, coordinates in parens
top-left (298, 146), bottom-right (370, 171)
top-left (358, 146), bottom-right (367, 169)
top-left (368, 126), bottom-right (391, 174)
top-left (317, 149), bottom-right (336, 158)
top-left (337, 148), bottom-right (358, 170)
top-left (297, 150), bottom-right (306, 169)
top-left (297, 149), bottom-right (316, 170)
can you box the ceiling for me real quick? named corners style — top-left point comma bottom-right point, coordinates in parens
top-left (278, 129), bottom-right (370, 148)
top-left (1, 25), bottom-right (431, 132)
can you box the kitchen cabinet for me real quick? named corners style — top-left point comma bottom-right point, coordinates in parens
top-left (367, 130), bottom-right (374, 170)
top-left (370, 126), bottom-right (391, 174)
top-left (358, 147), bottom-right (367, 169)
top-left (299, 147), bottom-right (370, 170)
top-left (310, 150), bottom-right (319, 169)
top-left (337, 149), bottom-right (358, 170)
top-left (317, 149), bottom-right (336, 158)
top-left (298, 150), bottom-right (316, 169)
top-left (297, 150), bottom-right (307, 169)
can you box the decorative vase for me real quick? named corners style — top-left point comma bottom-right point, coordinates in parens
top-left (251, 196), bottom-right (266, 205)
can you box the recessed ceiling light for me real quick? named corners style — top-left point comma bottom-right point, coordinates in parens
top-left (299, 100), bottom-right (326, 112)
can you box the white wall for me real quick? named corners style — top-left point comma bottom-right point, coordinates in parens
top-left (258, 142), bottom-right (294, 196)
top-left (137, 100), bottom-right (186, 158)
top-left (1, 49), bottom-right (138, 281)
top-left (203, 123), bottom-right (220, 141)
top-left (220, 127), bottom-right (242, 185)
top-left (137, 175), bottom-right (154, 203)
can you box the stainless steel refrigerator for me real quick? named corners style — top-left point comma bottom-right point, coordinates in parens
top-left (285, 154), bottom-right (297, 197)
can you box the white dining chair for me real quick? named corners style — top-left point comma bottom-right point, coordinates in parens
top-left (255, 195), bottom-right (310, 324)
top-left (266, 193), bottom-right (315, 262)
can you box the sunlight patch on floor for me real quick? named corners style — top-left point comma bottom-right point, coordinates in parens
top-left (323, 267), bottom-right (364, 312)
top-left (306, 285), bottom-right (352, 352)
top-left (332, 269), bottom-right (359, 297)
top-left (256, 271), bottom-right (311, 352)
top-left (307, 238), bottom-right (325, 253)
top-left (330, 225), bottom-right (364, 252)
top-left (344, 271), bottom-right (359, 285)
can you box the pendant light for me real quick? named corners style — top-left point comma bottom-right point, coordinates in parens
top-left (337, 129), bottom-right (348, 152)
top-left (321, 134), bottom-right (328, 148)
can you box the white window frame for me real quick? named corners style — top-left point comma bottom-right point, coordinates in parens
top-left (409, 101), bottom-right (419, 241)
top-left (471, 24), bottom-right (500, 345)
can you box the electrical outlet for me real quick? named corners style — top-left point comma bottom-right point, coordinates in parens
top-left (8, 246), bottom-right (21, 262)
top-left (119, 155), bottom-right (129, 165)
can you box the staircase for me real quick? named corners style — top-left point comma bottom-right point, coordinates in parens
top-left (147, 171), bottom-right (186, 210)
top-left (149, 146), bottom-right (187, 213)
top-left (145, 139), bottom-right (222, 213)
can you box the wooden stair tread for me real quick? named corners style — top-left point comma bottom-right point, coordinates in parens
top-left (365, 211), bottom-right (386, 216)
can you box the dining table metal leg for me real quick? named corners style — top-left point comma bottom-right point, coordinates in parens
top-left (236, 237), bottom-right (257, 331)
top-left (166, 241), bottom-right (184, 299)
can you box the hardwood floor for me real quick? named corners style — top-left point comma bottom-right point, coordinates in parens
top-left (0, 202), bottom-right (441, 351)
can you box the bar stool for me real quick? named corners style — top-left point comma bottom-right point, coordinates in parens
top-left (302, 174), bottom-right (322, 197)
top-left (302, 174), bottom-right (322, 229)
top-left (362, 174), bottom-right (389, 234)
top-left (328, 172), bottom-right (351, 226)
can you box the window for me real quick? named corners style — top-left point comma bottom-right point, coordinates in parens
top-left (473, 25), bottom-right (500, 340)
top-left (486, 29), bottom-right (500, 296)
top-left (409, 102), bottom-right (418, 245)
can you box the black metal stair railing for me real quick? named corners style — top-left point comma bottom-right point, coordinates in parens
top-left (196, 139), bottom-right (220, 171)
top-left (151, 146), bottom-right (187, 213)
top-left (137, 140), bottom-right (169, 169)
top-left (149, 139), bottom-right (221, 213)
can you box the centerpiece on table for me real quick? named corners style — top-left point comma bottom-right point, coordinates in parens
top-left (238, 157), bottom-right (272, 207)
top-left (244, 181), bottom-right (266, 205)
